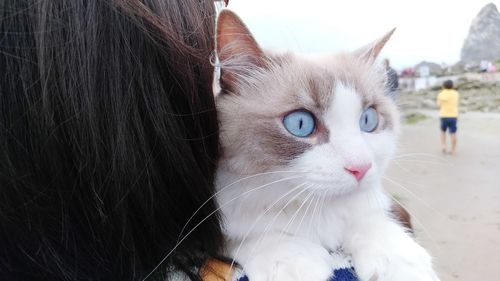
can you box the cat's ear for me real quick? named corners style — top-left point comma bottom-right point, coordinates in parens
top-left (216, 10), bottom-right (263, 65)
top-left (216, 10), bottom-right (265, 92)
top-left (354, 28), bottom-right (396, 63)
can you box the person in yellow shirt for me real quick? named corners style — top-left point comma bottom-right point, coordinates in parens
top-left (437, 80), bottom-right (459, 155)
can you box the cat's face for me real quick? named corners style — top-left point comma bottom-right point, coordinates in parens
top-left (215, 10), bottom-right (399, 196)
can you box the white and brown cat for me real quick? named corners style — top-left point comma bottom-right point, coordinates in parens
top-left (214, 10), bottom-right (439, 281)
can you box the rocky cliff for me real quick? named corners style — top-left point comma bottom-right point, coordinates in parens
top-left (461, 3), bottom-right (500, 63)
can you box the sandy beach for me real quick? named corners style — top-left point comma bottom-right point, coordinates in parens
top-left (386, 110), bottom-right (500, 281)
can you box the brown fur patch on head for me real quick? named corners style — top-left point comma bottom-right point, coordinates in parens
top-left (255, 119), bottom-right (312, 165)
top-left (217, 53), bottom-right (334, 172)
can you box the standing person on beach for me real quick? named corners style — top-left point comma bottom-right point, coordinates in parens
top-left (437, 80), bottom-right (460, 155)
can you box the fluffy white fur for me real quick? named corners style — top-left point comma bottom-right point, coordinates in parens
top-left (215, 10), bottom-right (440, 281)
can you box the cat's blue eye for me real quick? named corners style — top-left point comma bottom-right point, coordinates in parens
top-left (283, 110), bottom-right (316, 137)
top-left (359, 107), bottom-right (379, 133)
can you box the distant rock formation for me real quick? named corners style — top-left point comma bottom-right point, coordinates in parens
top-left (461, 3), bottom-right (500, 63)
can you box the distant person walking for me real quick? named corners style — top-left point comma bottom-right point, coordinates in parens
top-left (384, 59), bottom-right (399, 99)
top-left (437, 80), bottom-right (460, 155)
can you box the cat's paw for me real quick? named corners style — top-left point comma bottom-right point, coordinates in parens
top-left (232, 235), bottom-right (334, 281)
top-left (353, 242), bottom-right (440, 281)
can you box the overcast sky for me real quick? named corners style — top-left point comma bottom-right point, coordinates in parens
top-left (228, 0), bottom-right (499, 69)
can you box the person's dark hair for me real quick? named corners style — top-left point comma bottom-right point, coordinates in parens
top-left (0, 1), bottom-right (221, 280)
top-left (443, 80), bottom-right (454, 89)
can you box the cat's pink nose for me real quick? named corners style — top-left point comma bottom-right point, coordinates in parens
top-left (345, 163), bottom-right (372, 181)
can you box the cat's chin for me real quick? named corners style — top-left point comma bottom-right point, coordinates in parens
top-left (302, 172), bottom-right (378, 194)
top-left (305, 170), bottom-right (376, 185)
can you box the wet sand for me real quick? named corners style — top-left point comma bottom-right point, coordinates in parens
top-left (386, 110), bottom-right (500, 281)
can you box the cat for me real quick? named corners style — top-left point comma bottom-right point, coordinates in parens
top-left (214, 10), bottom-right (439, 281)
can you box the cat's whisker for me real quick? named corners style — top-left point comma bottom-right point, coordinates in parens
top-left (306, 188), bottom-right (322, 238)
top-left (177, 170), bottom-right (309, 242)
top-left (395, 152), bottom-right (445, 159)
top-left (383, 175), bottom-right (456, 271)
top-left (310, 188), bottom-right (329, 238)
top-left (384, 178), bottom-right (453, 270)
top-left (385, 193), bottom-right (445, 258)
top-left (275, 189), bottom-right (316, 245)
top-left (371, 186), bottom-right (388, 210)
top-left (386, 172), bottom-right (434, 190)
top-left (394, 153), bottom-right (451, 164)
top-left (393, 156), bottom-right (452, 164)
top-left (393, 159), bottom-right (451, 166)
top-left (145, 175), bottom-right (303, 281)
top-left (293, 191), bottom-right (318, 236)
top-left (308, 193), bottom-right (322, 237)
top-left (280, 189), bottom-right (315, 238)
top-left (248, 184), bottom-right (313, 258)
top-left (382, 176), bottom-right (447, 221)
top-left (228, 184), bottom-right (311, 277)
top-left (392, 160), bottom-right (419, 175)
